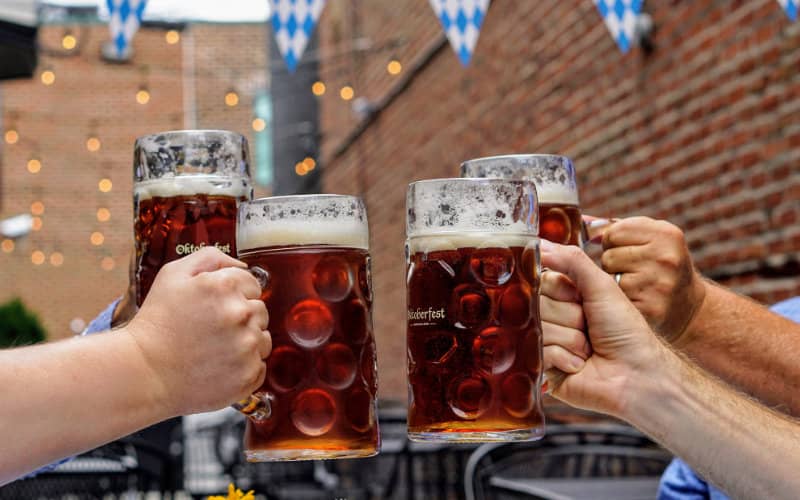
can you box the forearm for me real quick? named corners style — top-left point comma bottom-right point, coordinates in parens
top-left (623, 344), bottom-right (800, 499)
top-left (0, 330), bottom-right (171, 484)
top-left (675, 280), bottom-right (800, 415)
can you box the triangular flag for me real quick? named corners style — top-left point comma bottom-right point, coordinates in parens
top-left (270, 0), bottom-right (326, 73)
top-left (777, 0), bottom-right (799, 21)
top-left (594, 0), bottom-right (643, 53)
top-left (106, 0), bottom-right (147, 58)
top-left (429, 0), bottom-right (490, 66)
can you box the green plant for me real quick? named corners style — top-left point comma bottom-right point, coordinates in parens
top-left (0, 298), bottom-right (46, 348)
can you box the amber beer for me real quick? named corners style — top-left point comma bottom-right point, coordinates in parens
top-left (133, 130), bottom-right (252, 306)
top-left (134, 179), bottom-right (248, 305)
top-left (405, 179), bottom-right (544, 442)
top-left (237, 195), bottom-right (379, 461)
top-left (461, 154), bottom-right (584, 246)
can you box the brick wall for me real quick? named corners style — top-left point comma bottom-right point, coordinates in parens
top-left (0, 23), bottom-right (268, 339)
top-left (318, 0), bottom-right (800, 400)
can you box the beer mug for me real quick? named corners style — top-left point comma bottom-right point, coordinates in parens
top-left (405, 178), bottom-right (545, 442)
top-left (460, 154), bottom-right (588, 246)
top-left (133, 130), bottom-right (252, 306)
top-left (236, 195), bottom-right (379, 461)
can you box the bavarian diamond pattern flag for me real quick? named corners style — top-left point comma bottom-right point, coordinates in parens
top-left (594, 0), bottom-right (643, 53)
top-left (777, 0), bottom-right (799, 21)
top-left (270, 0), bottom-right (326, 73)
top-left (429, 0), bottom-right (490, 66)
top-left (106, 0), bottom-right (147, 57)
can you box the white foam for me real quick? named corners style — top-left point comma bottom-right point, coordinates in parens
top-left (238, 219), bottom-right (369, 251)
top-left (408, 233), bottom-right (536, 253)
top-left (534, 183), bottom-right (580, 205)
top-left (135, 175), bottom-right (250, 200)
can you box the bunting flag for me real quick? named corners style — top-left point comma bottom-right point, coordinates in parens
top-left (594, 0), bottom-right (643, 53)
top-left (270, 0), bottom-right (326, 73)
top-left (106, 0), bottom-right (147, 57)
top-left (777, 0), bottom-right (798, 21)
top-left (429, 0), bottom-right (490, 66)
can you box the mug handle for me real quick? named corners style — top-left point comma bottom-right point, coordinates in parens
top-left (231, 265), bottom-right (273, 421)
top-left (581, 217), bottom-right (616, 246)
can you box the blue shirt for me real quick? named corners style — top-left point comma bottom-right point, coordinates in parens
top-left (24, 299), bottom-right (121, 478)
top-left (658, 296), bottom-right (800, 499)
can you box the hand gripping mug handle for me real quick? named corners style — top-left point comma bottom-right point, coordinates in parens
top-left (231, 265), bottom-right (273, 422)
top-left (581, 217), bottom-right (616, 247)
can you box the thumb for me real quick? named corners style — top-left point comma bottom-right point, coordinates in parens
top-left (178, 247), bottom-right (247, 276)
top-left (540, 239), bottom-right (622, 305)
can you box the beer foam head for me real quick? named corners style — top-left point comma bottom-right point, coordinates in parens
top-left (134, 175), bottom-right (251, 200)
top-left (460, 154), bottom-right (579, 205)
top-left (406, 178), bottom-right (538, 238)
top-left (237, 195), bottom-right (369, 250)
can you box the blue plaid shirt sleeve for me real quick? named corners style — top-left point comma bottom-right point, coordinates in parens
top-left (22, 298), bottom-right (122, 479)
top-left (657, 296), bottom-right (800, 500)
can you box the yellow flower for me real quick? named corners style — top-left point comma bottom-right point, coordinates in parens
top-left (207, 482), bottom-right (255, 500)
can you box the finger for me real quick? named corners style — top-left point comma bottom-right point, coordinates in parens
top-left (543, 322), bottom-right (592, 359)
top-left (540, 239), bottom-right (627, 305)
top-left (248, 299), bottom-right (269, 331)
top-left (582, 215), bottom-right (616, 244)
top-left (261, 330), bottom-right (272, 360)
top-left (540, 295), bottom-right (585, 331)
top-left (543, 345), bottom-right (586, 373)
top-left (541, 270), bottom-right (581, 302)
top-left (183, 247), bottom-right (247, 276)
top-left (602, 216), bottom-right (660, 250)
top-left (600, 245), bottom-right (648, 274)
top-left (544, 368), bottom-right (568, 394)
top-left (212, 267), bottom-right (262, 299)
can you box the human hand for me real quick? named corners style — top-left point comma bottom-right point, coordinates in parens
top-left (595, 216), bottom-right (706, 344)
top-left (540, 240), bottom-right (664, 418)
top-left (126, 247), bottom-right (271, 416)
top-left (541, 270), bottom-right (591, 373)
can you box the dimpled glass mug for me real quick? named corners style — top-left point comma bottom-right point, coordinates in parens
top-left (405, 178), bottom-right (545, 442)
top-left (236, 195), bottom-right (379, 461)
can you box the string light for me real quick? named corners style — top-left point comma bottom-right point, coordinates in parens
top-left (387, 59), bottom-right (402, 75)
top-left (90, 232), bottom-right (105, 246)
top-left (31, 250), bottom-right (45, 265)
top-left (339, 85), bottom-right (354, 101)
top-left (312, 81), bottom-right (326, 96)
top-left (165, 30), bottom-right (180, 44)
top-left (41, 70), bottom-right (55, 85)
top-left (50, 252), bottom-right (64, 267)
top-left (303, 157), bottom-right (316, 171)
top-left (252, 118), bottom-right (266, 132)
top-left (86, 137), bottom-right (101, 152)
top-left (1, 239), bottom-right (14, 253)
top-left (98, 178), bottom-right (113, 193)
top-left (30, 201), bottom-right (44, 215)
top-left (5, 129), bottom-right (19, 144)
top-left (62, 33), bottom-right (77, 50)
top-left (27, 158), bottom-right (42, 174)
top-left (31, 217), bottom-right (43, 231)
top-left (225, 91), bottom-right (239, 107)
top-left (96, 208), bottom-right (111, 222)
top-left (136, 88), bottom-right (151, 104)
top-left (295, 162), bottom-right (309, 176)
top-left (101, 256), bottom-right (115, 271)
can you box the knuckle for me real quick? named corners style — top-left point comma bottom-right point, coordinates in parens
top-left (226, 302), bottom-right (251, 325)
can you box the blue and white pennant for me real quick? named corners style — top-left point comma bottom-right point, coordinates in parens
top-left (777, 0), bottom-right (799, 21)
top-left (106, 0), bottom-right (147, 57)
top-left (270, 0), bottom-right (326, 73)
top-left (429, 0), bottom-right (490, 66)
top-left (594, 0), bottom-right (643, 53)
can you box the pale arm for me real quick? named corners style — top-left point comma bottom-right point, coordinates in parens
top-left (0, 329), bottom-right (170, 484)
top-left (676, 280), bottom-right (800, 415)
top-left (625, 342), bottom-right (800, 499)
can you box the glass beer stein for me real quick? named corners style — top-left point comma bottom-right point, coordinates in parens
top-left (133, 130), bottom-right (252, 306)
top-left (461, 154), bottom-right (585, 246)
top-left (405, 178), bottom-right (545, 442)
top-left (236, 195), bottom-right (379, 461)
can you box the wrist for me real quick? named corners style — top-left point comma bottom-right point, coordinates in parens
top-left (121, 321), bottom-right (177, 419)
top-left (666, 273), bottom-right (709, 347)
